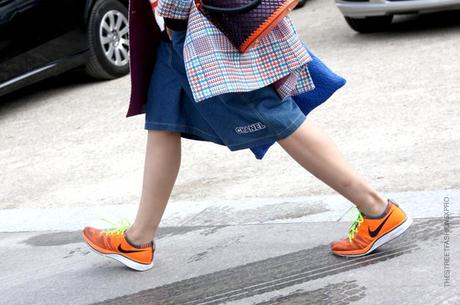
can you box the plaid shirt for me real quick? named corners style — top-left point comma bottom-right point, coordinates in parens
top-left (156, 0), bottom-right (315, 102)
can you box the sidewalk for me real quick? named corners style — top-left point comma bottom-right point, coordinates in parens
top-left (1, 190), bottom-right (458, 305)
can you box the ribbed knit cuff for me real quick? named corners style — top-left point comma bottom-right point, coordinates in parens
top-left (124, 230), bottom-right (154, 249)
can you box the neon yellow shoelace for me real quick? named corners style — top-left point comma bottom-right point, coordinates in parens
top-left (99, 217), bottom-right (132, 235)
top-left (348, 207), bottom-right (364, 242)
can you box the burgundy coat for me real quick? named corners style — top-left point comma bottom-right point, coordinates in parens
top-left (125, 0), bottom-right (162, 118)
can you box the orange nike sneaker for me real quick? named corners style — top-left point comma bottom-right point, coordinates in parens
top-left (330, 198), bottom-right (412, 257)
top-left (81, 218), bottom-right (155, 271)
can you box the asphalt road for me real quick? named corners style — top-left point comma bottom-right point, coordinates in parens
top-left (1, 213), bottom-right (459, 305)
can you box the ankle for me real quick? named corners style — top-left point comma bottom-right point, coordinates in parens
top-left (125, 226), bottom-right (156, 245)
top-left (360, 195), bottom-right (389, 218)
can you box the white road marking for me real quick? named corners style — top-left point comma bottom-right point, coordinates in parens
top-left (1, 189), bottom-right (458, 232)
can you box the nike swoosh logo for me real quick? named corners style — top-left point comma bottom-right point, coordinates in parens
top-left (368, 211), bottom-right (393, 238)
top-left (118, 244), bottom-right (146, 253)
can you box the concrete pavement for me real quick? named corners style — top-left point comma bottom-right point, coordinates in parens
top-left (1, 0), bottom-right (459, 211)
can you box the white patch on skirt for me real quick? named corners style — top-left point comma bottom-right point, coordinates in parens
top-left (235, 122), bottom-right (267, 134)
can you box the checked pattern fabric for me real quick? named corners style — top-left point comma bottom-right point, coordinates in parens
top-left (156, 0), bottom-right (315, 102)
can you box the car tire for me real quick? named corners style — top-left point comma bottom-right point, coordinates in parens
top-left (345, 15), bottom-right (393, 33)
top-left (85, 0), bottom-right (129, 80)
top-left (295, 0), bottom-right (307, 9)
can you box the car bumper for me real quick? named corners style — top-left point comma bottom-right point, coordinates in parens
top-left (336, 0), bottom-right (460, 17)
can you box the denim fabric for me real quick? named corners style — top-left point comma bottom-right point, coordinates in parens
top-left (250, 51), bottom-right (347, 159)
top-left (145, 30), bottom-right (308, 159)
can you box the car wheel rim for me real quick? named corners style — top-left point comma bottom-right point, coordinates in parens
top-left (99, 10), bottom-right (129, 67)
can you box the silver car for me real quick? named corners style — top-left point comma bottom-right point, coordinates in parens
top-left (336, 0), bottom-right (460, 32)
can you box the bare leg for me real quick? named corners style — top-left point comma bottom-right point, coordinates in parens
top-left (277, 119), bottom-right (388, 217)
top-left (125, 130), bottom-right (182, 244)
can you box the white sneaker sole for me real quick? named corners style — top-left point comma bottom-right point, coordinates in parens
top-left (334, 216), bottom-right (413, 257)
top-left (82, 235), bottom-right (154, 271)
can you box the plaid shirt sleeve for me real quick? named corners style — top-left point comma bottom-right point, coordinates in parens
top-left (157, 0), bottom-right (192, 20)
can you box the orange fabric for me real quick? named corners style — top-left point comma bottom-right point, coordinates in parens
top-left (331, 200), bottom-right (408, 256)
top-left (82, 227), bottom-right (154, 265)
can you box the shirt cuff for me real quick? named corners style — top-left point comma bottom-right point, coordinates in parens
top-left (157, 0), bottom-right (191, 20)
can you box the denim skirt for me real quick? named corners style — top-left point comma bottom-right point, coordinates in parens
top-left (145, 30), bottom-right (346, 160)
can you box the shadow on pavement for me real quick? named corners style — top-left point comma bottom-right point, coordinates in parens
top-left (350, 9), bottom-right (460, 40)
top-left (389, 10), bottom-right (460, 32)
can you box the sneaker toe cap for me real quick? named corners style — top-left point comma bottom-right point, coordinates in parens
top-left (329, 238), bottom-right (348, 251)
top-left (82, 226), bottom-right (100, 238)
